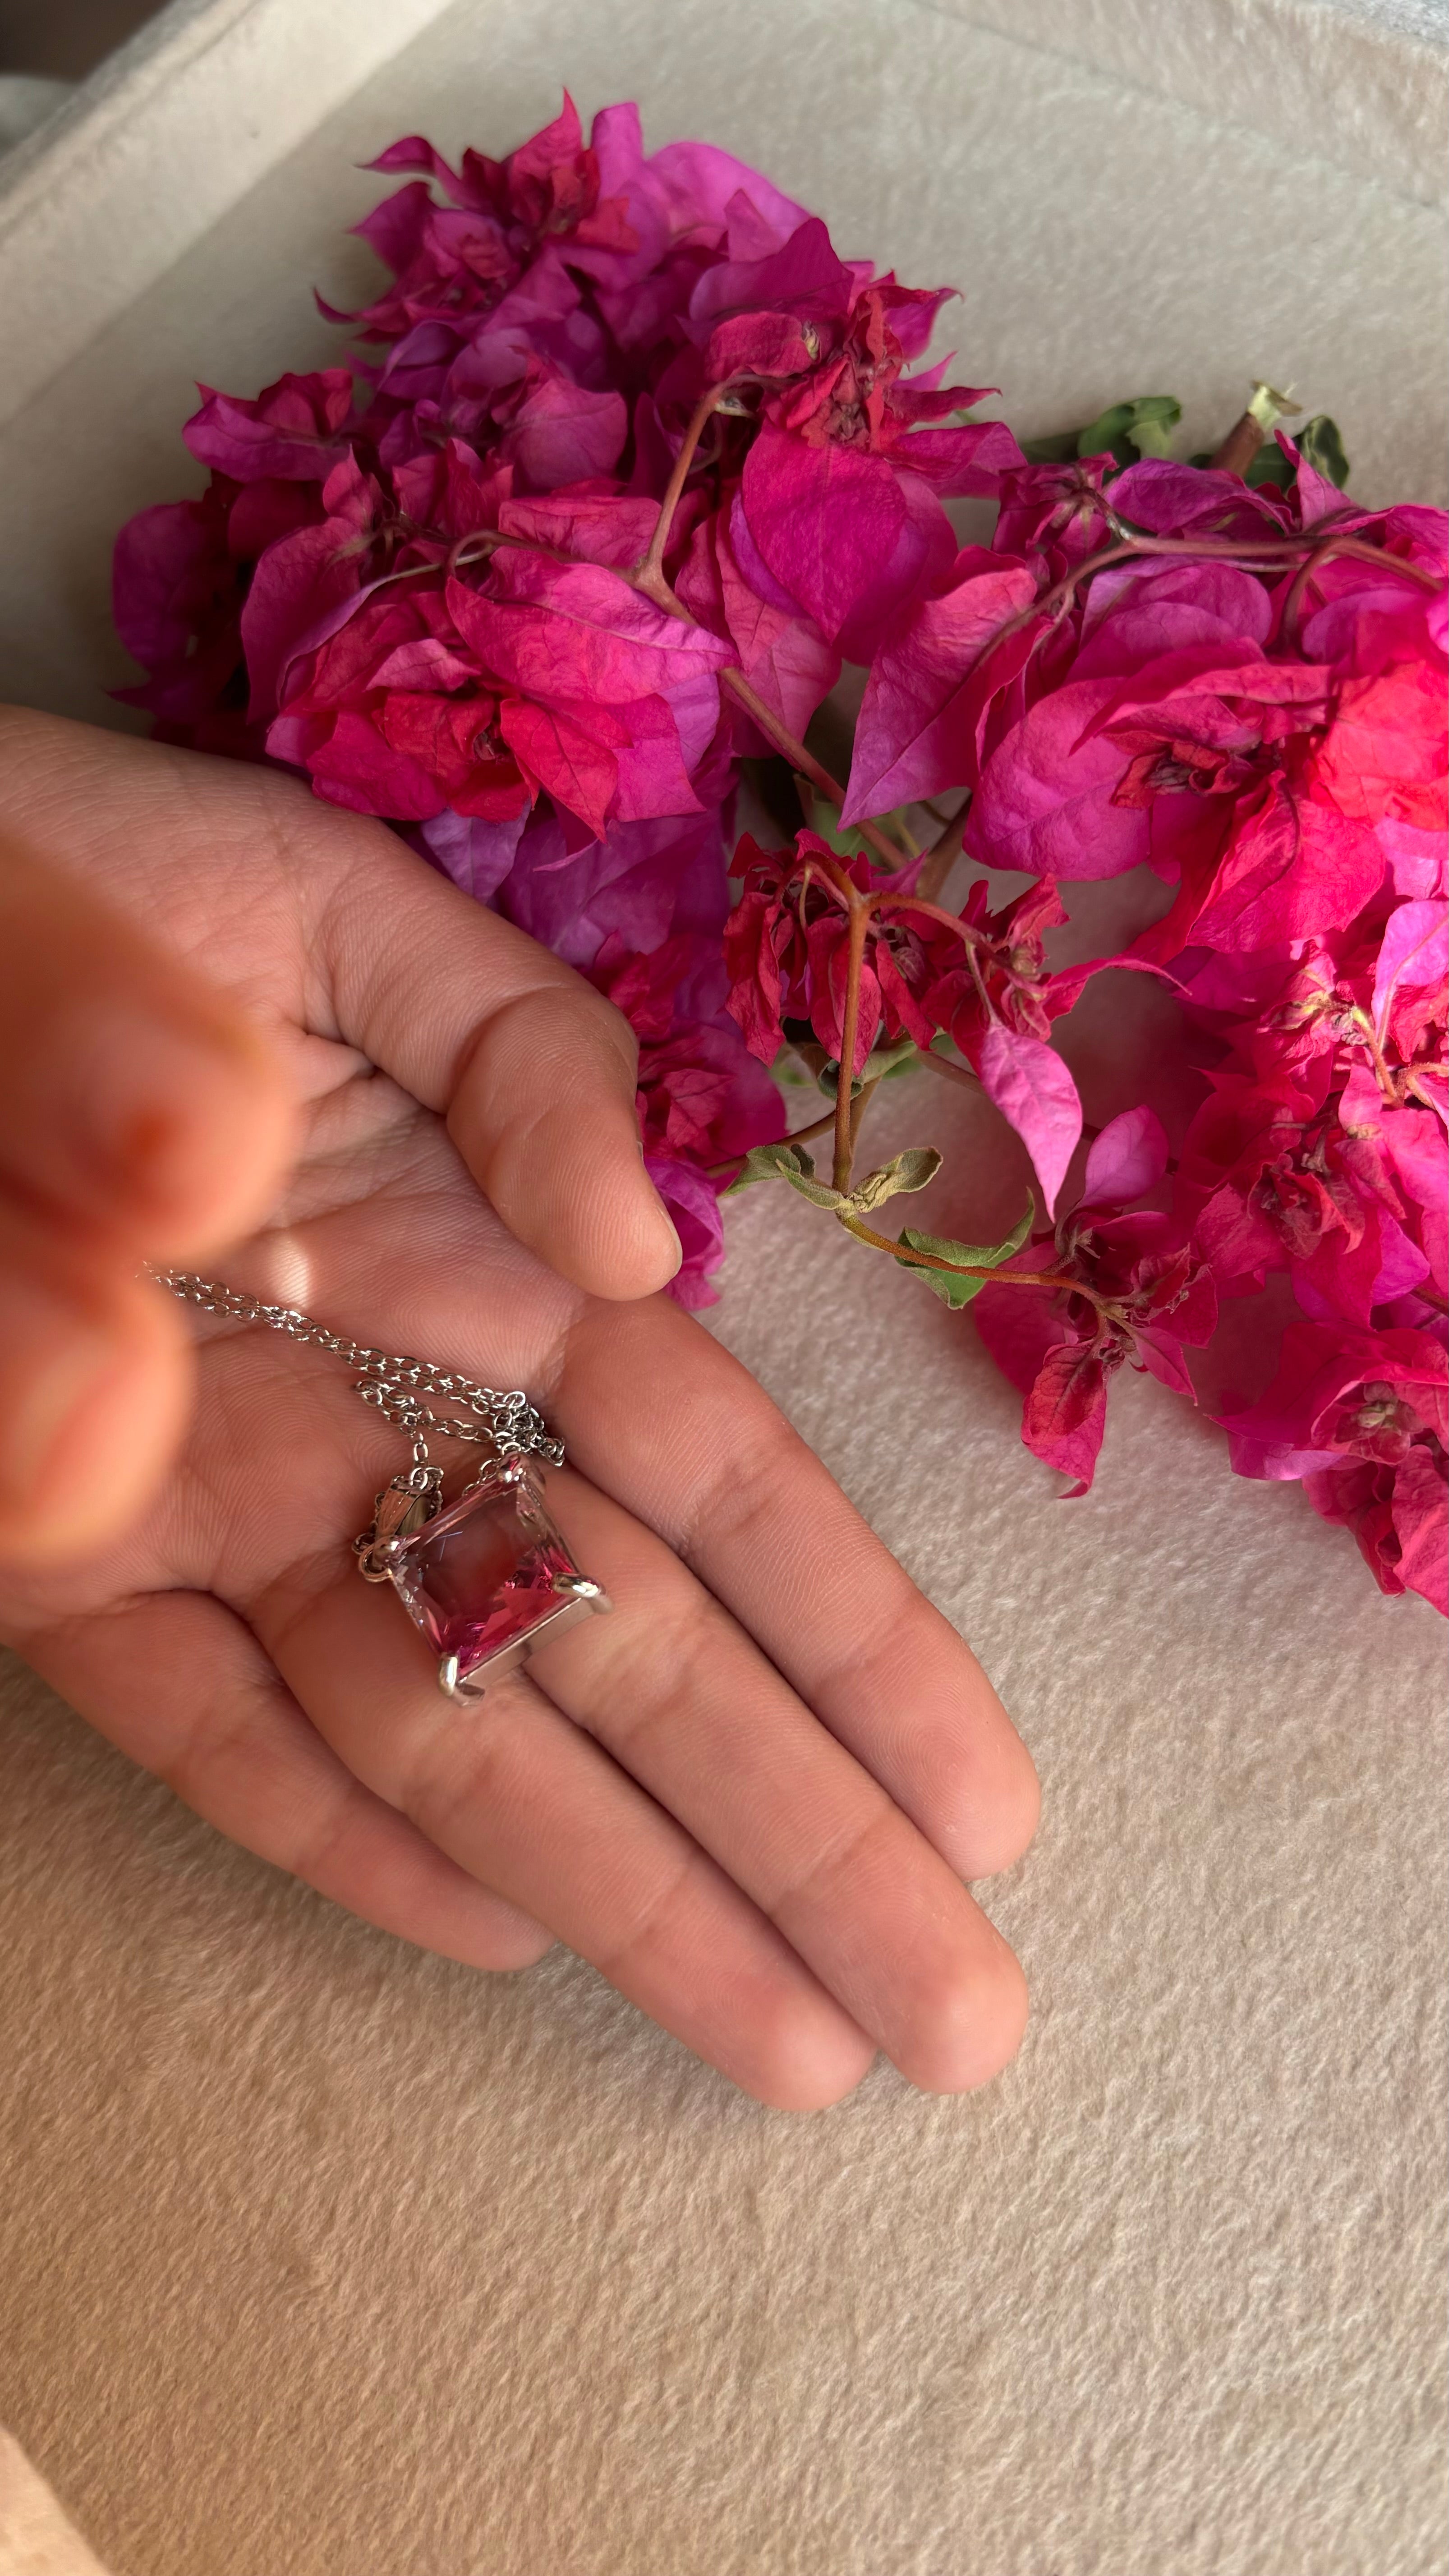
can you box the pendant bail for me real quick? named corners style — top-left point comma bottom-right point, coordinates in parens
top-left (352, 1466), bottom-right (442, 1582)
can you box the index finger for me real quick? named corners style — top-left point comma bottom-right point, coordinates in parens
top-left (299, 824), bottom-right (686, 1303)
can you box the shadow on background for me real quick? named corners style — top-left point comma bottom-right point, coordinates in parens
top-left (0, 0), bottom-right (164, 80)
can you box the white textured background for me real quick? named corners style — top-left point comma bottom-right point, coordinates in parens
top-left (0, 4), bottom-right (1445, 2571)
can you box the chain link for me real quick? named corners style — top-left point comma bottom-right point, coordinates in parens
top-left (145, 1269), bottom-right (564, 1467)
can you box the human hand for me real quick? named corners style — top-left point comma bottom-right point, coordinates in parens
top-left (0, 710), bottom-right (1038, 2106)
top-left (0, 708), bottom-right (683, 1564)
top-left (0, 777), bottom-right (292, 1560)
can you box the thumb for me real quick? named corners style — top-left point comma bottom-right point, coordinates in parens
top-left (445, 978), bottom-right (683, 1300)
top-left (294, 806), bottom-right (684, 1299)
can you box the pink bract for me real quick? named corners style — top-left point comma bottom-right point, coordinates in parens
top-left (111, 95), bottom-right (1449, 1604)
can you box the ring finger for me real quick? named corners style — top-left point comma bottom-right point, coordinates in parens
top-left (245, 1470), bottom-right (1026, 2098)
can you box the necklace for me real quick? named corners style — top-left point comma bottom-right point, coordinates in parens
top-left (148, 1270), bottom-right (609, 1701)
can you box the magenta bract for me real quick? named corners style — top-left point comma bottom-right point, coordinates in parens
top-left (111, 96), bottom-right (1448, 1603)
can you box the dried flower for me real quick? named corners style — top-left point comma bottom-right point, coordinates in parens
top-left (113, 98), bottom-right (1447, 1605)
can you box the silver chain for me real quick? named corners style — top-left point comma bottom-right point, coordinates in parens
top-left (146, 1269), bottom-right (564, 1467)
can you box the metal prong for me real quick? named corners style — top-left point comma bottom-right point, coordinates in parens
top-left (552, 1573), bottom-right (603, 1600)
top-left (438, 1653), bottom-right (461, 1697)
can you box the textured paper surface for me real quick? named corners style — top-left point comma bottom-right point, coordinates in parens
top-left (0, 4), bottom-right (1445, 2573)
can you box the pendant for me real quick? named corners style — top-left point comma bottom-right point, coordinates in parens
top-left (354, 1454), bottom-right (609, 1700)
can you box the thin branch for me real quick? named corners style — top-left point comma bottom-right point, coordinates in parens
top-left (969, 526), bottom-right (1440, 701)
top-left (720, 669), bottom-right (908, 874)
top-left (633, 381), bottom-right (730, 588)
top-left (833, 897), bottom-right (872, 1193)
top-left (837, 1213), bottom-right (1123, 1312)
top-left (705, 1104), bottom-right (837, 1179)
top-left (848, 1074), bottom-right (881, 1153)
top-left (915, 800), bottom-right (968, 902)
top-left (1276, 534), bottom-right (1345, 649)
top-left (1209, 416), bottom-right (1265, 477)
top-left (918, 1047), bottom-right (980, 1093)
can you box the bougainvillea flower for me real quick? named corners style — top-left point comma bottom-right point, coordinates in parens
top-left (111, 487), bottom-right (257, 754)
top-left (1217, 1322), bottom-right (1448, 1609)
top-left (489, 806), bottom-right (735, 970)
top-left (842, 547), bottom-right (1040, 819)
top-left (1079, 1103), bottom-right (1171, 1206)
top-left (644, 1154), bottom-right (727, 1310)
top-left (992, 455), bottom-right (1116, 567)
top-left (324, 98), bottom-right (639, 345)
top-left (183, 369), bottom-right (356, 483)
top-left (737, 422), bottom-right (957, 653)
top-left (971, 1261), bottom-right (1120, 1494)
top-left (724, 832), bottom-right (875, 1069)
top-left (676, 504), bottom-right (840, 744)
top-left (447, 552), bottom-right (731, 815)
top-left (975, 1136), bottom-right (1217, 1492)
top-left (1218, 1320), bottom-right (1446, 1467)
top-left (974, 1024), bottom-right (1082, 1221)
top-left (590, 931), bottom-right (787, 1165)
top-left (1305, 1450), bottom-right (1448, 1612)
top-left (723, 831), bottom-right (945, 1075)
top-left (110, 96), bottom-right (1449, 1602)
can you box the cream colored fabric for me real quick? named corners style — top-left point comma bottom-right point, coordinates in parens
top-left (0, 2438), bottom-right (110, 2576)
top-left (0, 5), bottom-right (1445, 2573)
top-left (943, 0), bottom-right (1449, 206)
top-left (0, 0), bottom-right (460, 432)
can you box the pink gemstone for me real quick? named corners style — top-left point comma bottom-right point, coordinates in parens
top-left (388, 1458), bottom-right (588, 1687)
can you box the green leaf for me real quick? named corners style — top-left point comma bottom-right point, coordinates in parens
top-left (1018, 428), bottom-right (1081, 465)
top-left (803, 793), bottom-right (920, 875)
top-left (1245, 443), bottom-right (1295, 490)
top-left (1297, 413), bottom-right (1350, 489)
top-left (1073, 396), bottom-right (1181, 465)
top-left (1023, 396), bottom-right (1182, 473)
top-left (726, 1141), bottom-right (842, 1207)
top-left (1109, 395), bottom-right (1181, 460)
top-left (803, 792), bottom-right (873, 864)
top-left (815, 1033), bottom-right (920, 1098)
top-left (844, 1147), bottom-right (943, 1213)
top-left (893, 1195), bottom-right (1035, 1308)
top-left (1196, 406), bottom-right (1350, 494)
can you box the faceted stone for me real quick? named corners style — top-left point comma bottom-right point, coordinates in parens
top-left (387, 1458), bottom-right (584, 1687)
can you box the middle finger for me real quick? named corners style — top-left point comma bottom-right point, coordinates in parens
top-left (528, 1473), bottom-right (1027, 2095)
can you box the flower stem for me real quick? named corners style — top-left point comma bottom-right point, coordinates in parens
top-left (719, 669), bottom-right (908, 873)
top-left (1209, 379), bottom-right (1298, 477)
top-left (833, 897), bottom-right (872, 1192)
top-left (915, 800), bottom-right (968, 901)
top-left (849, 1074), bottom-right (881, 1152)
top-left (917, 1046), bottom-right (981, 1093)
top-left (634, 382), bottom-right (730, 588)
top-left (1209, 414), bottom-right (1267, 478)
top-left (706, 1104), bottom-right (837, 1179)
top-left (837, 1212), bottom-right (1118, 1309)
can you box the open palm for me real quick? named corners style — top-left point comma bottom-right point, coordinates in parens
top-left (0, 715), bottom-right (1037, 2106)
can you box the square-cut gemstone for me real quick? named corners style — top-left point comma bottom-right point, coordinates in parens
top-left (386, 1456), bottom-right (603, 1695)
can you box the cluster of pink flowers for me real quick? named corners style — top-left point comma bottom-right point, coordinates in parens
top-left (113, 98), bottom-right (1448, 1611)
